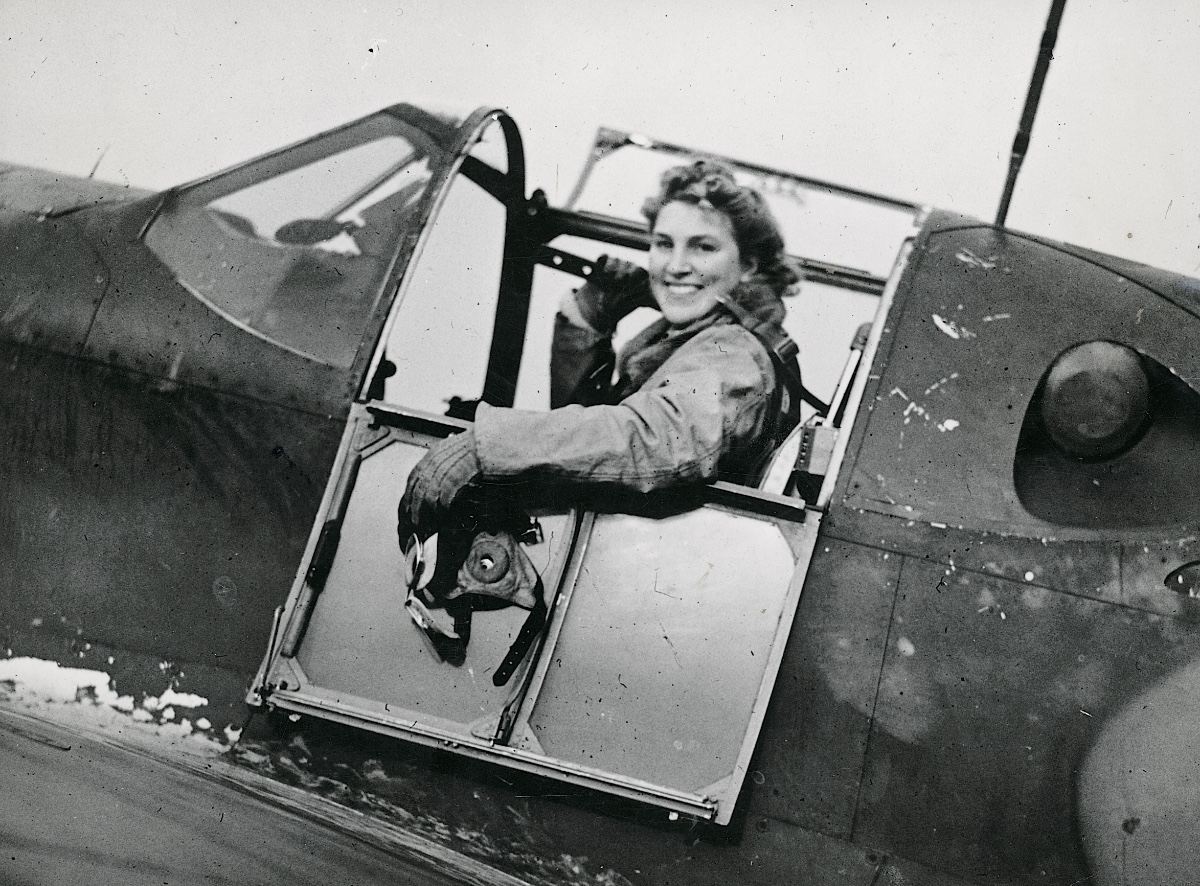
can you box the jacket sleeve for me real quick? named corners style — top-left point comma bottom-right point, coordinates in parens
top-left (476, 325), bottom-right (775, 493)
top-left (549, 311), bottom-right (616, 408)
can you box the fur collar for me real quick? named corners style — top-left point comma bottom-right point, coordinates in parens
top-left (615, 280), bottom-right (787, 397)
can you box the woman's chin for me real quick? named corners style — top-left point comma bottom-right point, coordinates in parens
top-left (656, 297), bottom-right (720, 327)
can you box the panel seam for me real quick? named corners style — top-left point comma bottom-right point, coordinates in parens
top-left (848, 551), bottom-right (905, 841)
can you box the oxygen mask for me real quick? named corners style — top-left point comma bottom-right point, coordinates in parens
top-left (400, 502), bottom-right (546, 685)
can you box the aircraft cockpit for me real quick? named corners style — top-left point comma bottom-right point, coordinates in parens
top-left (249, 107), bottom-right (926, 825)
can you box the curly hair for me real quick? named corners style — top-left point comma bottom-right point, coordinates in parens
top-left (641, 160), bottom-right (799, 293)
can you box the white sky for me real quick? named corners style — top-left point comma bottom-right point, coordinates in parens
top-left (2, 0), bottom-right (1198, 277)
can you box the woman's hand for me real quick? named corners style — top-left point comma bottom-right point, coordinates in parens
top-left (572, 255), bottom-right (655, 334)
top-left (398, 430), bottom-right (482, 535)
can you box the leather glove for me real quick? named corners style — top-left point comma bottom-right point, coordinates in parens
top-left (398, 430), bottom-right (482, 536)
top-left (573, 254), bottom-right (655, 334)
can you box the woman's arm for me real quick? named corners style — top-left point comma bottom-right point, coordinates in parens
top-left (550, 259), bottom-right (656, 408)
top-left (479, 324), bottom-right (775, 493)
top-left (550, 300), bottom-right (618, 408)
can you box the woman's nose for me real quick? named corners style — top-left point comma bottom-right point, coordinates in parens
top-left (664, 248), bottom-right (691, 275)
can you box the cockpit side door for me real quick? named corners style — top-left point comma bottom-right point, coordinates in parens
top-left (496, 130), bottom-right (928, 823)
top-left (249, 107), bottom-right (567, 746)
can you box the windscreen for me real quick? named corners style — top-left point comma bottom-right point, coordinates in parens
top-left (147, 114), bottom-right (439, 368)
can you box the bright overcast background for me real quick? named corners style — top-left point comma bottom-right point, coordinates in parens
top-left (3, 0), bottom-right (1198, 277)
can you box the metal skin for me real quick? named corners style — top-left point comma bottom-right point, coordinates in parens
top-left (3, 104), bottom-right (1200, 886)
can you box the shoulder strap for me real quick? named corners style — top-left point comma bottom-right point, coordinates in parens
top-left (715, 294), bottom-right (830, 417)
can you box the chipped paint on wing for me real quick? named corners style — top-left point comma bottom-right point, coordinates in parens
top-left (892, 379), bottom-right (964, 434)
top-left (932, 314), bottom-right (977, 340)
top-left (924, 372), bottom-right (960, 395)
top-left (955, 248), bottom-right (997, 269)
top-left (903, 400), bottom-right (931, 423)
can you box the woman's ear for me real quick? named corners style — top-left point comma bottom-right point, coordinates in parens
top-left (740, 256), bottom-right (759, 282)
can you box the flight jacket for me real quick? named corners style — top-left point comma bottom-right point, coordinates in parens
top-left (473, 279), bottom-right (788, 493)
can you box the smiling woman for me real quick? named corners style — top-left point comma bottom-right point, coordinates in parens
top-left (399, 159), bottom-right (802, 538)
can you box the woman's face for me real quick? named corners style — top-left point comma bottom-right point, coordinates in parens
top-left (648, 201), bottom-right (755, 326)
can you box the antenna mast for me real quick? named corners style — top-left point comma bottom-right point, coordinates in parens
top-left (995, 0), bottom-right (1068, 227)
